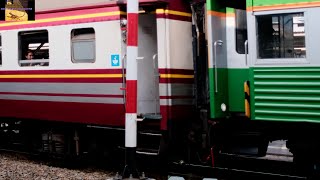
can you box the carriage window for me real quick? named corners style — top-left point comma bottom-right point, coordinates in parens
top-left (71, 28), bottom-right (95, 63)
top-left (235, 9), bottom-right (248, 54)
top-left (18, 30), bottom-right (49, 67)
top-left (257, 13), bottom-right (305, 59)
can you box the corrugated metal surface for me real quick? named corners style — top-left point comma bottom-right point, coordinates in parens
top-left (252, 67), bottom-right (320, 123)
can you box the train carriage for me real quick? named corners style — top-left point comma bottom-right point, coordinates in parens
top-left (0, 0), bottom-right (194, 159)
top-left (1, 0), bottom-right (320, 176)
top-left (197, 0), bottom-right (320, 170)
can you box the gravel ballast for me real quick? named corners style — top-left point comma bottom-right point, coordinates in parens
top-left (0, 153), bottom-right (115, 180)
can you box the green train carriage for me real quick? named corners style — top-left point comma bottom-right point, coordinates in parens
top-left (181, 0), bottom-right (320, 169)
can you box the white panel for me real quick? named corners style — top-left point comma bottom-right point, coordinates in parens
top-left (226, 16), bottom-right (248, 68)
top-left (157, 18), bottom-right (167, 69)
top-left (1, 21), bottom-right (122, 70)
top-left (156, 18), bottom-right (193, 70)
top-left (0, 94), bottom-right (123, 104)
top-left (125, 113), bottom-right (137, 147)
top-left (2, 31), bottom-right (18, 68)
top-left (168, 20), bottom-right (193, 70)
top-left (209, 15), bottom-right (227, 68)
top-left (207, 15), bottom-right (214, 68)
top-left (305, 8), bottom-right (320, 66)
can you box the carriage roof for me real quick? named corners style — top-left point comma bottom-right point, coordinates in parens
top-left (36, 0), bottom-right (168, 12)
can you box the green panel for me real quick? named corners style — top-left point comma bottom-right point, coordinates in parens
top-left (226, 7), bottom-right (235, 14)
top-left (209, 68), bottom-right (229, 119)
top-left (207, 0), bottom-right (226, 12)
top-left (251, 0), bottom-right (320, 7)
top-left (251, 67), bottom-right (320, 123)
top-left (228, 69), bottom-right (249, 112)
top-left (247, 0), bottom-right (253, 7)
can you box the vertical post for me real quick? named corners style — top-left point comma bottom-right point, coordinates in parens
top-left (125, 0), bottom-right (139, 178)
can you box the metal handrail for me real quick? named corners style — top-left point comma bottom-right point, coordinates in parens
top-left (152, 54), bottom-right (158, 114)
top-left (245, 40), bottom-right (248, 66)
top-left (121, 54), bottom-right (126, 104)
top-left (213, 40), bottom-right (223, 93)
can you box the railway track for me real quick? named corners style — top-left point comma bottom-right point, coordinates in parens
top-left (167, 141), bottom-right (311, 180)
top-left (169, 162), bottom-right (308, 180)
top-left (0, 140), bottom-right (314, 180)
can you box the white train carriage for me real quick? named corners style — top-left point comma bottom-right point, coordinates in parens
top-left (0, 0), bottom-right (194, 158)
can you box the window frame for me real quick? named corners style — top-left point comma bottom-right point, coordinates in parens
top-left (235, 9), bottom-right (248, 55)
top-left (71, 27), bottom-right (96, 63)
top-left (18, 29), bottom-right (50, 67)
top-left (253, 9), bottom-right (309, 65)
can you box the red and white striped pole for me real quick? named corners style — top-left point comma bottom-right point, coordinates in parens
top-left (125, 0), bottom-right (139, 178)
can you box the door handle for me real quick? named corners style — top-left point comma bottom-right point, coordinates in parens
top-left (244, 40), bottom-right (248, 66)
top-left (121, 54), bottom-right (126, 104)
top-left (213, 40), bottom-right (223, 93)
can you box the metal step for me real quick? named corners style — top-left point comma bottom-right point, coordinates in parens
top-left (139, 130), bottom-right (162, 136)
top-left (140, 113), bottom-right (162, 120)
top-left (136, 147), bottom-right (159, 156)
top-left (117, 146), bottom-right (160, 156)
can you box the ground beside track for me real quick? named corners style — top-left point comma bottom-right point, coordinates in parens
top-left (0, 152), bottom-right (115, 179)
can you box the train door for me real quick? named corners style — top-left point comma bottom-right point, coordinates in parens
top-left (225, 7), bottom-right (250, 114)
top-left (206, 2), bottom-right (229, 119)
top-left (137, 10), bottom-right (160, 117)
top-left (206, 0), bottom-right (248, 119)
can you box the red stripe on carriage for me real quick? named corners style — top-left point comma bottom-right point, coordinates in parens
top-left (0, 69), bottom-right (123, 74)
top-left (0, 69), bottom-right (123, 83)
top-left (126, 80), bottom-right (137, 113)
top-left (0, 78), bottom-right (123, 83)
top-left (127, 13), bottom-right (138, 46)
top-left (0, 92), bottom-right (123, 98)
top-left (0, 100), bottom-right (125, 126)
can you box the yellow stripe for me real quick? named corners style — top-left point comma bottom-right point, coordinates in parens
top-left (0, 11), bottom-right (125, 27)
top-left (245, 100), bottom-right (250, 118)
top-left (244, 83), bottom-right (250, 96)
top-left (0, 74), bottom-right (123, 78)
top-left (156, 9), bottom-right (192, 17)
top-left (244, 81), bottom-right (250, 118)
top-left (0, 73), bottom-right (194, 79)
top-left (160, 74), bottom-right (194, 79)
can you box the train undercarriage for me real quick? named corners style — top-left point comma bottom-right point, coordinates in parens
top-left (0, 114), bottom-right (320, 178)
top-left (0, 118), bottom-right (167, 168)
